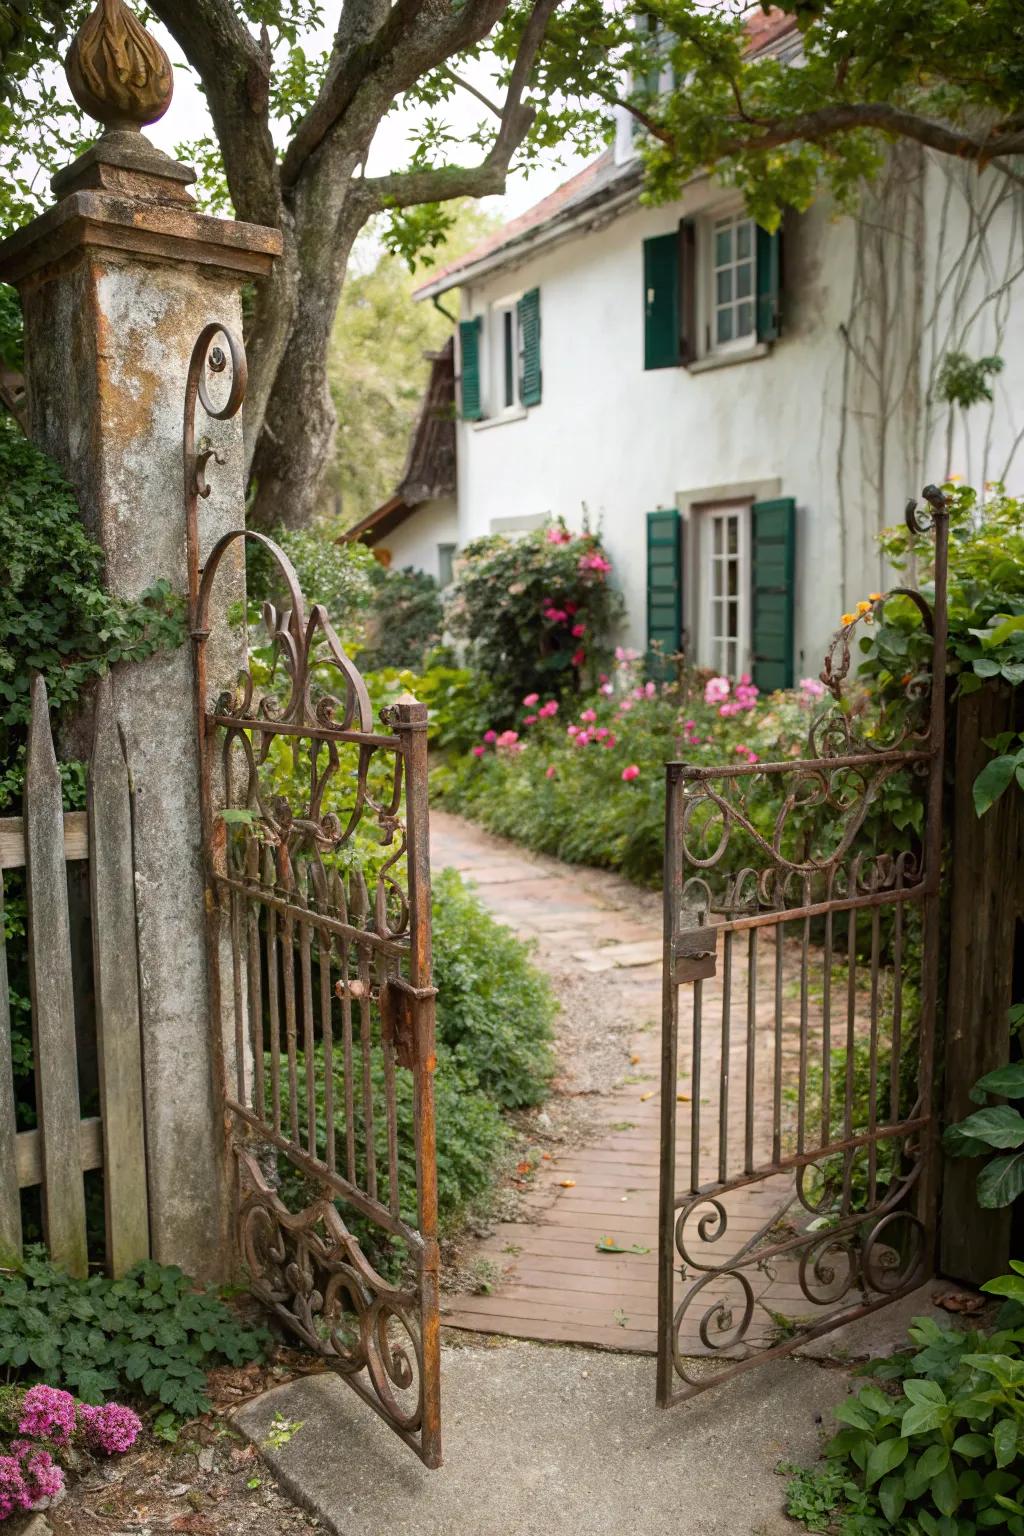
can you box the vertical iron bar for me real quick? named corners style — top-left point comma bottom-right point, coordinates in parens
top-left (657, 764), bottom-right (683, 1408)
top-left (820, 871), bottom-right (834, 1149)
top-left (320, 924), bottom-right (336, 1173)
top-left (841, 904), bottom-right (858, 1215)
top-left (394, 698), bottom-right (441, 1468)
top-left (867, 905), bottom-right (881, 1207)
top-left (282, 903), bottom-right (300, 1145)
top-left (230, 884), bottom-right (246, 1106)
top-left (264, 847), bottom-right (282, 1137)
top-left (690, 982), bottom-right (703, 1194)
top-left (772, 922), bottom-right (784, 1166)
top-left (358, 943), bottom-right (377, 1201)
top-left (718, 930), bottom-right (732, 1184)
top-left (299, 901), bottom-right (316, 1156)
top-left (796, 879), bottom-right (810, 1156)
top-left (890, 870), bottom-right (905, 1124)
top-left (744, 928), bottom-right (757, 1174)
top-left (246, 842), bottom-right (264, 1120)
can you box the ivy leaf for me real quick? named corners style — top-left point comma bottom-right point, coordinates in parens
top-left (973, 753), bottom-right (1022, 816)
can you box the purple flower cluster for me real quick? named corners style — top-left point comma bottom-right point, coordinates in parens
top-left (0, 1456), bottom-right (29, 1521)
top-left (78, 1402), bottom-right (142, 1456)
top-left (18, 1385), bottom-right (77, 1448)
top-left (0, 1443), bottom-right (65, 1518)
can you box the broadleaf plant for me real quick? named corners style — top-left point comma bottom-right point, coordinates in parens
top-left (944, 1005), bottom-right (1024, 1209)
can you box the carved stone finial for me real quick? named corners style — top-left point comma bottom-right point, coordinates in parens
top-left (65, 0), bottom-right (173, 133)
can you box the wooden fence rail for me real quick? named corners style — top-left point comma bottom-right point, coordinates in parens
top-left (0, 675), bottom-right (149, 1276)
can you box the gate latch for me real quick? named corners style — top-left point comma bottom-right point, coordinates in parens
top-left (380, 976), bottom-right (438, 1070)
top-left (674, 911), bottom-right (717, 983)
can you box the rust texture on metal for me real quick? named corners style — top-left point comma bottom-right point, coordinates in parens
top-left (185, 328), bottom-right (442, 1467)
top-left (657, 489), bottom-right (950, 1406)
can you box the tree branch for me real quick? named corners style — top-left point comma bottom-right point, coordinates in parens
top-left (148, 0), bottom-right (282, 226)
top-left (705, 101), bottom-right (1024, 168)
top-left (440, 64), bottom-right (504, 119)
top-left (352, 0), bottom-right (563, 214)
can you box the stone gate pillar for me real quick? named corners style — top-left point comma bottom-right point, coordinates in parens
top-left (0, 4), bottom-right (281, 1278)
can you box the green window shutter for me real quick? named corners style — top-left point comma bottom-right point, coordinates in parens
top-left (755, 225), bottom-right (782, 343)
top-left (646, 509), bottom-right (682, 679)
top-left (517, 288), bottom-right (542, 407)
top-left (643, 233), bottom-right (680, 370)
top-left (679, 217), bottom-right (697, 366)
top-left (459, 317), bottom-right (482, 420)
top-left (751, 496), bottom-right (796, 692)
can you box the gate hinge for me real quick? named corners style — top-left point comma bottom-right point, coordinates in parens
top-left (379, 975), bottom-right (438, 1070)
top-left (673, 911), bottom-right (717, 983)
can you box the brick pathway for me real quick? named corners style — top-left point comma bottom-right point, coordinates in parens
top-left (431, 812), bottom-right (836, 1358)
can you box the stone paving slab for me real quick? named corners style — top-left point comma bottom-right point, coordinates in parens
top-left (237, 1343), bottom-right (852, 1536)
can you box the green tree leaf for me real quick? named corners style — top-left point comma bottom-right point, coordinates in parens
top-left (866, 1435), bottom-right (909, 1487)
top-left (977, 1151), bottom-right (1024, 1208)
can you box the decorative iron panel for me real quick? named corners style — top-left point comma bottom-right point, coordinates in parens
top-left (184, 327), bottom-right (441, 1466)
top-left (657, 489), bottom-right (950, 1405)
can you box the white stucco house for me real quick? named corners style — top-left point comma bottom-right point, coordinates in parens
top-left (357, 17), bottom-right (1024, 689)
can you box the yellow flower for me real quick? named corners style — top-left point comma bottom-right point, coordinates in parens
top-left (840, 612), bottom-right (856, 626)
top-left (856, 600), bottom-right (871, 614)
top-left (868, 592), bottom-right (882, 601)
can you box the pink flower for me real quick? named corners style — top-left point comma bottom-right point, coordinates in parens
top-left (538, 699), bottom-right (559, 718)
top-left (621, 764), bottom-right (640, 782)
top-left (615, 646), bottom-right (640, 663)
top-left (603, 734), bottom-right (617, 748)
top-left (571, 649), bottom-right (586, 667)
top-left (571, 623), bottom-right (586, 638)
top-left (682, 719), bottom-right (695, 730)
top-left (543, 606), bottom-right (568, 623)
top-left (17, 1446), bottom-right (64, 1501)
top-left (78, 1402), bottom-right (142, 1456)
top-left (704, 676), bottom-right (731, 705)
top-left (644, 681), bottom-right (657, 698)
top-left (19, 1385), bottom-right (77, 1448)
top-left (545, 765), bottom-right (557, 779)
top-left (594, 727), bottom-right (608, 739)
top-left (579, 709), bottom-right (597, 723)
top-left (472, 745), bottom-right (485, 758)
top-left (524, 714), bottom-right (538, 725)
top-left (567, 723), bottom-right (579, 736)
top-left (578, 552), bottom-right (612, 575)
top-left (618, 699), bottom-right (633, 713)
top-left (522, 693), bottom-right (539, 707)
top-left (574, 732), bottom-right (590, 747)
top-left (545, 525), bottom-right (572, 544)
top-left (565, 601), bottom-right (578, 616)
top-left (0, 1456), bottom-right (29, 1520)
top-left (495, 730), bottom-right (519, 749)
top-left (483, 729), bottom-right (498, 744)
top-left (600, 683), bottom-right (614, 696)
top-left (800, 676), bottom-right (826, 697)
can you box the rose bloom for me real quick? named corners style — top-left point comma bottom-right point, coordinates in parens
top-left (579, 709), bottom-right (597, 723)
top-left (621, 764), bottom-right (640, 782)
top-left (483, 729), bottom-right (498, 744)
top-left (523, 692), bottom-right (539, 707)
top-left (472, 745), bottom-right (485, 757)
top-left (545, 765), bottom-right (557, 779)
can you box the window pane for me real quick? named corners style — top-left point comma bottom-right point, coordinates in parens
top-left (737, 300), bottom-right (754, 338)
top-left (736, 261), bottom-right (752, 300)
top-left (716, 268), bottom-right (733, 305)
top-left (502, 310), bottom-right (514, 407)
top-left (727, 601), bottom-right (738, 638)
top-left (736, 220), bottom-right (752, 260)
top-left (713, 518), bottom-right (723, 555)
top-left (727, 516), bottom-right (738, 554)
top-left (717, 308), bottom-right (734, 344)
top-left (713, 561), bottom-right (723, 599)
top-left (715, 226), bottom-right (732, 266)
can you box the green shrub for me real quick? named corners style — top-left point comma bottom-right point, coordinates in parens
top-left (0, 1249), bottom-right (270, 1435)
top-left (785, 1295), bottom-right (1024, 1534)
top-left (359, 564), bottom-right (444, 671)
top-left (244, 522), bottom-right (376, 654)
top-left (445, 518), bottom-right (625, 725)
top-left (433, 866), bottom-right (555, 1109)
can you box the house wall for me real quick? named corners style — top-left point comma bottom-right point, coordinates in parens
top-left (451, 163), bottom-right (1023, 677)
top-left (377, 496), bottom-right (458, 581)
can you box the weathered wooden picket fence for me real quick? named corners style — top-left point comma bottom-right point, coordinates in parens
top-left (0, 675), bottom-right (149, 1277)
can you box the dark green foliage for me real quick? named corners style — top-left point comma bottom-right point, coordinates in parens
top-left (0, 416), bottom-right (187, 798)
top-left (359, 565), bottom-right (444, 672)
top-left (943, 1006), bottom-right (1024, 1209)
top-left (0, 282), bottom-right (22, 373)
top-left (432, 867), bottom-right (555, 1109)
top-left (445, 520), bottom-right (624, 726)
top-left (938, 352), bottom-right (1005, 411)
top-left (785, 1300), bottom-right (1024, 1534)
top-left (0, 1249), bottom-right (270, 1432)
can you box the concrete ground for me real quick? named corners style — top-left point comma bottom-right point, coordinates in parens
top-left (235, 1285), bottom-right (947, 1536)
top-left (237, 1340), bottom-right (848, 1536)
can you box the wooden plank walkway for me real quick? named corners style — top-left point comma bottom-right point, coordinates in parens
top-left (432, 812), bottom-right (830, 1358)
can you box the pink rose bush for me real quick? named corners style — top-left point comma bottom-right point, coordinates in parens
top-left (0, 1384), bottom-right (142, 1521)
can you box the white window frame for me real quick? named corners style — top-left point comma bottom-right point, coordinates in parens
top-left (487, 293), bottom-right (524, 419)
top-left (701, 206), bottom-right (757, 358)
top-left (695, 502), bottom-right (751, 678)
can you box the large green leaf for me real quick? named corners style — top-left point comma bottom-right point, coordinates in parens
top-left (973, 1062), bottom-right (1024, 1101)
top-left (981, 1273), bottom-right (1024, 1304)
top-left (994, 1418), bottom-right (1020, 1468)
top-left (866, 1435), bottom-right (909, 1487)
top-left (950, 1105), bottom-right (1024, 1150)
top-left (973, 752), bottom-right (1021, 815)
top-left (977, 1151), bottom-right (1024, 1208)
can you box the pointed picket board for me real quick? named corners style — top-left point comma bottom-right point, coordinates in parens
top-left (0, 868), bottom-right (22, 1263)
top-left (89, 677), bottom-right (150, 1275)
top-left (24, 675), bottom-right (88, 1277)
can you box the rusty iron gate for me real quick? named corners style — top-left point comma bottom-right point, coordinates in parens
top-left (657, 489), bottom-right (950, 1405)
top-left (184, 327), bottom-right (442, 1466)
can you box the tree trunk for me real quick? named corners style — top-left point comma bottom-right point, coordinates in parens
top-left (247, 151), bottom-right (366, 533)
